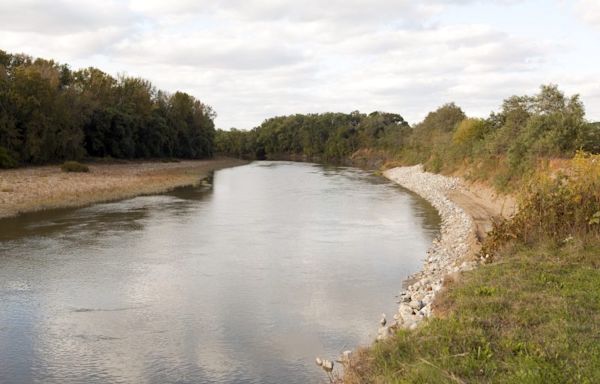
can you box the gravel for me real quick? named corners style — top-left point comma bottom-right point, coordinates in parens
top-left (377, 165), bottom-right (478, 337)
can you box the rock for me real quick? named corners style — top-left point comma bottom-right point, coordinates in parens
top-left (382, 165), bottom-right (478, 333)
top-left (409, 300), bottom-right (424, 311)
top-left (398, 303), bottom-right (413, 316)
top-left (340, 350), bottom-right (352, 364)
top-left (322, 359), bottom-right (334, 372)
top-left (404, 320), bottom-right (418, 330)
top-left (377, 326), bottom-right (392, 341)
top-left (380, 313), bottom-right (387, 326)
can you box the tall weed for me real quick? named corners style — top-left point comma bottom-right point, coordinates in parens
top-left (484, 151), bottom-right (600, 256)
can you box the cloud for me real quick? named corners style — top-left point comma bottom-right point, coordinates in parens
top-left (112, 27), bottom-right (307, 71)
top-left (0, 0), bottom-right (136, 35)
top-left (1, 28), bottom-right (132, 59)
top-left (0, 0), bottom-right (598, 127)
top-left (130, 0), bottom-right (440, 24)
top-left (576, 0), bottom-right (600, 28)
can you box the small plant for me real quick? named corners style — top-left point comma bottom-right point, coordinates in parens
top-left (475, 286), bottom-right (497, 296)
top-left (61, 161), bottom-right (90, 173)
top-left (0, 146), bottom-right (17, 169)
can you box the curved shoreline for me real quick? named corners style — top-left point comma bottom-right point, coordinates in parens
top-left (380, 165), bottom-right (481, 334)
top-left (0, 158), bottom-right (247, 220)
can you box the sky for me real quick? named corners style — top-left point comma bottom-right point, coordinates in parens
top-left (1, 0), bottom-right (599, 129)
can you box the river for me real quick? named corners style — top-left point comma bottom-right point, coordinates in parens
top-left (0, 161), bottom-right (439, 384)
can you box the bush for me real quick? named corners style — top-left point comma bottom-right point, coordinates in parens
top-left (452, 118), bottom-right (487, 147)
top-left (0, 146), bottom-right (17, 168)
top-left (61, 161), bottom-right (90, 173)
top-left (483, 151), bottom-right (600, 256)
top-left (580, 122), bottom-right (600, 154)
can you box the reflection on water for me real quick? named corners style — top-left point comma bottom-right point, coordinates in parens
top-left (0, 161), bottom-right (440, 384)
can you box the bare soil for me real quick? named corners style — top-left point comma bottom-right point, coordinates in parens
top-left (447, 182), bottom-right (517, 241)
top-left (0, 158), bottom-right (247, 219)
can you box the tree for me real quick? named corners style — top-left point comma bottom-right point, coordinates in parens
top-left (0, 50), bottom-right (217, 165)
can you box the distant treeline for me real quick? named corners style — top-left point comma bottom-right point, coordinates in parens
top-left (216, 85), bottom-right (600, 190)
top-left (216, 111), bottom-right (411, 161)
top-left (0, 50), bottom-right (215, 167)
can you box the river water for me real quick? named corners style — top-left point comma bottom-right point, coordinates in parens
top-left (0, 161), bottom-right (439, 384)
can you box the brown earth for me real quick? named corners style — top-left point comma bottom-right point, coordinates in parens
top-left (447, 182), bottom-right (517, 242)
top-left (0, 158), bottom-right (247, 219)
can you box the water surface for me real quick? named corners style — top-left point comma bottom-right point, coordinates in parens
top-left (0, 161), bottom-right (439, 384)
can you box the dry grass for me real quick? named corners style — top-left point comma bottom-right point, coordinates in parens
top-left (0, 157), bottom-right (246, 219)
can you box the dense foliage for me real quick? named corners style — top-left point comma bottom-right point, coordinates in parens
top-left (217, 85), bottom-right (599, 190)
top-left (413, 85), bottom-right (599, 189)
top-left (0, 50), bottom-right (215, 167)
top-left (215, 111), bottom-right (411, 161)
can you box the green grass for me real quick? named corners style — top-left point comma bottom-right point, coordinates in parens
top-left (345, 240), bottom-right (600, 384)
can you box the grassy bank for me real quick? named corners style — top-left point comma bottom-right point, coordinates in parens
top-left (345, 240), bottom-right (600, 383)
top-left (0, 158), bottom-right (246, 219)
top-left (344, 152), bottom-right (600, 383)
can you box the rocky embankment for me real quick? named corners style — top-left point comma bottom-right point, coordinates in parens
top-left (378, 165), bottom-right (479, 338)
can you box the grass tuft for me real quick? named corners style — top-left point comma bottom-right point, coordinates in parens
top-left (60, 161), bottom-right (90, 173)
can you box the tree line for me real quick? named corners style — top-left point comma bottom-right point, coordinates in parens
top-left (215, 111), bottom-right (412, 161)
top-left (1, 49), bottom-right (598, 186)
top-left (216, 85), bottom-right (599, 190)
top-left (0, 50), bottom-right (216, 167)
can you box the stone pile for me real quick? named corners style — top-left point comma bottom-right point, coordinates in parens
top-left (377, 165), bottom-right (477, 339)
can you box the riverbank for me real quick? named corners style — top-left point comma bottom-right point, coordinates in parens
top-left (0, 158), bottom-right (247, 219)
top-left (377, 165), bottom-right (513, 334)
top-left (344, 155), bottom-right (600, 383)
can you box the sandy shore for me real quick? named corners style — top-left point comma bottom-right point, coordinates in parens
top-left (0, 158), bottom-right (247, 219)
top-left (376, 165), bottom-right (515, 337)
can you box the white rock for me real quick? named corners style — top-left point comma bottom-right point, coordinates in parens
top-left (382, 165), bottom-right (478, 332)
top-left (341, 350), bottom-right (352, 364)
top-left (409, 300), bottom-right (424, 311)
top-left (377, 326), bottom-right (392, 341)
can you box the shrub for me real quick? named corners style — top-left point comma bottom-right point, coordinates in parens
top-left (452, 118), bottom-right (487, 147)
top-left (580, 122), bottom-right (600, 154)
top-left (483, 151), bottom-right (600, 256)
top-left (61, 161), bottom-right (90, 173)
top-left (0, 146), bottom-right (17, 168)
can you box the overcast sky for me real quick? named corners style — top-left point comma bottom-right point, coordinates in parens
top-left (1, 0), bottom-right (599, 128)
